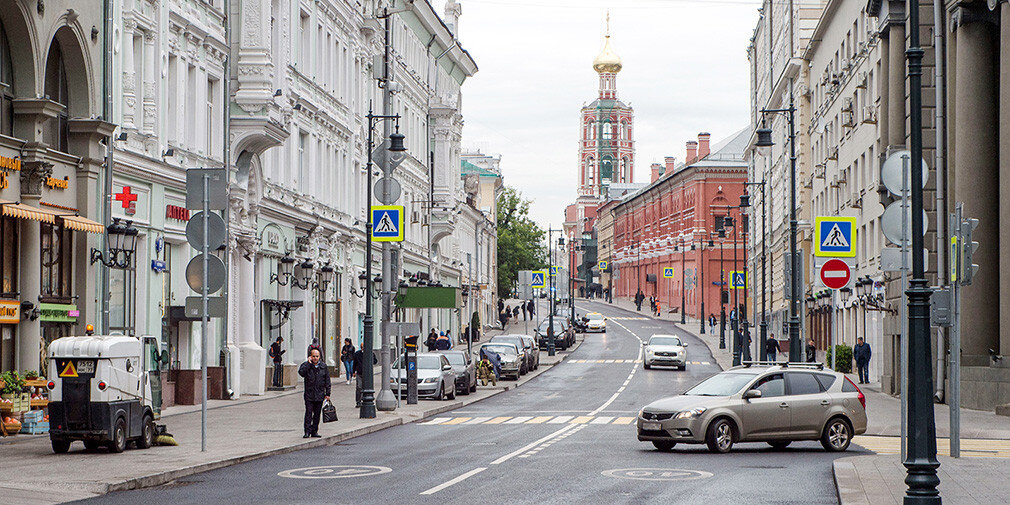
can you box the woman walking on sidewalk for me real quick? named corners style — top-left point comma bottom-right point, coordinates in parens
top-left (340, 338), bottom-right (355, 385)
top-left (299, 348), bottom-right (331, 438)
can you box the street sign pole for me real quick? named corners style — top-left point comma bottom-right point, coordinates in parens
top-left (200, 173), bottom-right (208, 453)
top-left (900, 155), bottom-right (909, 460)
top-left (950, 202), bottom-right (962, 458)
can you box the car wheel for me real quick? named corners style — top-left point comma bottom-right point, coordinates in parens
top-left (460, 383), bottom-right (470, 395)
top-left (83, 440), bottom-right (102, 451)
top-left (705, 418), bottom-right (735, 453)
top-left (447, 383), bottom-right (456, 400)
top-left (434, 384), bottom-right (444, 401)
top-left (821, 417), bottom-right (852, 452)
top-left (652, 441), bottom-right (676, 452)
top-left (470, 380), bottom-right (477, 393)
top-left (137, 414), bottom-right (155, 449)
top-left (767, 441), bottom-right (791, 450)
top-left (644, 363), bottom-right (651, 370)
top-left (51, 439), bottom-right (71, 454)
top-left (109, 418), bottom-right (127, 453)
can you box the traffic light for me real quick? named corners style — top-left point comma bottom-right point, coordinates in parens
top-left (961, 218), bottom-right (980, 286)
top-left (404, 335), bottom-right (418, 350)
top-left (721, 290), bottom-right (729, 304)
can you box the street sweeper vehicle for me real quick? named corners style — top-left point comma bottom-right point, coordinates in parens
top-left (46, 333), bottom-right (169, 453)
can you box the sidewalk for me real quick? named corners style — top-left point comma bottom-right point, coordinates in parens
top-left (0, 315), bottom-right (581, 504)
top-left (834, 455), bottom-right (1010, 504)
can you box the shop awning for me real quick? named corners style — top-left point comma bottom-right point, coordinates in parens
top-left (0, 200), bottom-right (56, 223)
top-left (61, 215), bottom-right (104, 234)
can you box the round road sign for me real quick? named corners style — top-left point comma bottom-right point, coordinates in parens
top-left (820, 259), bottom-right (851, 290)
top-left (186, 253), bottom-right (226, 294)
top-left (277, 465), bottom-right (392, 479)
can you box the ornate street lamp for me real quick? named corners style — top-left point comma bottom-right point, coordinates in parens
top-left (90, 218), bottom-right (139, 269)
top-left (269, 254), bottom-right (296, 286)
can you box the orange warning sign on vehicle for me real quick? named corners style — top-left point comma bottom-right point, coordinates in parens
top-left (59, 360), bottom-right (78, 377)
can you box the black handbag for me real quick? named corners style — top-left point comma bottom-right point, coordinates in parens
top-left (322, 400), bottom-right (337, 423)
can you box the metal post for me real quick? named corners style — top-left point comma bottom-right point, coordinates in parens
top-left (360, 109), bottom-right (377, 419)
top-left (742, 212), bottom-right (750, 362)
top-left (903, 0), bottom-right (941, 494)
top-left (200, 174), bottom-right (208, 452)
top-left (681, 241), bottom-right (686, 323)
top-left (376, 10), bottom-right (396, 412)
top-left (732, 218), bottom-right (740, 366)
top-left (699, 237), bottom-right (705, 334)
top-left (830, 290), bottom-right (836, 371)
top-left (900, 155), bottom-right (909, 459)
top-left (786, 99), bottom-right (801, 363)
top-left (950, 203), bottom-right (962, 458)
top-left (760, 178), bottom-right (768, 361)
top-left (547, 227), bottom-right (555, 357)
top-left (719, 238), bottom-right (726, 349)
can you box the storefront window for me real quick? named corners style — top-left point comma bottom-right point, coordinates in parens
top-left (109, 265), bottom-right (135, 336)
top-left (0, 21), bottom-right (13, 136)
top-left (1, 216), bottom-right (16, 295)
top-left (40, 222), bottom-right (71, 300)
top-left (44, 38), bottom-right (69, 152)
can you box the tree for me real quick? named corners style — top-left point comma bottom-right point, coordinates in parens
top-left (497, 186), bottom-right (546, 299)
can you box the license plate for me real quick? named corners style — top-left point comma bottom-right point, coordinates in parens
top-left (643, 421), bottom-right (661, 431)
top-left (76, 360), bottom-right (95, 374)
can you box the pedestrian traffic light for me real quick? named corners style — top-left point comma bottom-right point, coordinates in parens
top-left (961, 218), bottom-right (980, 286)
top-left (721, 290), bottom-right (729, 304)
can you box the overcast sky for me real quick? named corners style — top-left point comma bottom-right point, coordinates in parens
top-left (456, 0), bottom-right (761, 229)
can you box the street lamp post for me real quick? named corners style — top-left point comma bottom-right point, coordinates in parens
top-left (903, 0), bottom-right (940, 499)
top-left (756, 97), bottom-right (800, 362)
top-left (680, 239), bottom-right (687, 324)
top-left (729, 215), bottom-right (740, 366)
top-left (718, 225), bottom-right (726, 350)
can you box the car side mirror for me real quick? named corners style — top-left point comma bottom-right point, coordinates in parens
top-left (442, 364), bottom-right (452, 371)
top-left (743, 389), bottom-right (762, 400)
top-left (683, 343), bottom-right (688, 347)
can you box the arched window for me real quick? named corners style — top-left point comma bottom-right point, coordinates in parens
top-left (0, 20), bottom-right (12, 136)
top-left (602, 120), bottom-right (613, 140)
top-left (44, 38), bottom-right (69, 152)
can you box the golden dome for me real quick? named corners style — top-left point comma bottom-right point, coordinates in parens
top-left (593, 35), bottom-right (622, 74)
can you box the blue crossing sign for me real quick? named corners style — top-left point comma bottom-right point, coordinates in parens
top-left (598, 260), bottom-right (608, 271)
top-left (531, 271), bottom-right (546, 289)
top-left (549, 266), bottom-right (558, 277)
top-left (730, 271), bottom-right (746, 289)
top-left (814, 216), bottom-right (856, 257)
top-left (663, 267), bottom-right (675, 279)
top-left (371, 206), bottom-right (404, 242)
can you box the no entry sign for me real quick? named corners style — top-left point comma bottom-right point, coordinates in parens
top-left (819, 259), bottom-right (851, 290)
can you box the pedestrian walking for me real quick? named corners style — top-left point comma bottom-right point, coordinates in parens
top-left (806, 338), bottom-right (817, 363)
top-left (353, 348), bottom-right (364, 407)
top-left (709, 314), bottom-right (717, 333)
top-left (435, 331), bottom-right (451, 350)
top-left (765, 333), bottom-right (778, 362)
top-left (425, 329), bottom-right (438, 352)
top-left (522, 303), bottom-right (528, 321)
top-left (513, 305), bottom-right (520, 320)
top-left (269, 337), bottom-right (285, 387)
top-left (340, 338), bottom-right (355, 385)
top-left (298, 348), bottom-right (331, 438)
top-left (635, 290), bottom-right (645, 311)
top-left (853, 337), bottom-right (872, 384)
top-left (527, 299), bottom-right (535, 319)
top-left (499, 310), bottom-right (508, 330)
top-left (654, 299), bottom-right (661, 317)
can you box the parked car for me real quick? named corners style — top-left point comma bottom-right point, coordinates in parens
top-left (438, 350), bottom-right (477, 395)
top-left (643, 334), bottom-right (687, 370)
top-left (584, 312), bottom-right (607, 333)
top-left (637, 363), bottom-right (867, 453)
top-left (490, 335), bottom-right (534, 374)
top-left (391, 353), bottom-right (457, 400)
top-left (536, 318), bottom-right (573, 350)
top-left (477, 343), bottom-right (523, 380)
top-left (520, 335), bottom-right (539, 370)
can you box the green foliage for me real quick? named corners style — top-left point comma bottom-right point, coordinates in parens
top-left (23, 370), bottom-right (39, 380)
top-left (0, 370), bottom-right (25, 395)
top-left (826, 344), bottom-right (853, 374)
top-left (496, 186), bottom-right (546, 299)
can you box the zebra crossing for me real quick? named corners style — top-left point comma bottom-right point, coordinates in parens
top-left (852, 435), bottom-right (1010, 458)
top-left (418, 415), bottom-right (638, 426)
top-left (567, 359), bottom-right (710, 365)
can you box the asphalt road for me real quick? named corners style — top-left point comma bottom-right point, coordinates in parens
top-left (76, 300), bottom-right (864, 505)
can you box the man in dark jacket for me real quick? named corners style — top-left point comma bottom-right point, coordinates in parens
top-left (853, 337), bottom-right (872, 384)
top-left (298, 348), bottom-right (330, 438)
top-left (269, 337), bottom-right (285, 387)
top-left (806, 338), bottom-right (817, 363)
top-left (526, 300), bottom-right (535, 320)
top-left (352, 348), bottom-right (378, 407)
top-left (425, 329), bottom-right (438, 351)
top-left (765, 333), bottom-right (779, 362)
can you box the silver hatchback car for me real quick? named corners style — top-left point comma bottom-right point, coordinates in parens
top-left (637, 363), bottom-right (867, 453)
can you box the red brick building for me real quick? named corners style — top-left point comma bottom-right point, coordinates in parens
top-left (611, 129), bottom-right (750, 320)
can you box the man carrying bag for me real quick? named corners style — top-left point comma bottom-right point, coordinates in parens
top-left (298, 348), bottom-right (331, 438)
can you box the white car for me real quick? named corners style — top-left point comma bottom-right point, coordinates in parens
top-left (643, 335), bottom-right (687, 370)
top-left (584, 312), bottom-right (606, 332)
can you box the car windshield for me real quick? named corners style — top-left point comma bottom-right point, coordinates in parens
top-left (587, 314), bottom-right (604, 321)
top-left (492, 336), bottom-right (523, 348)
top-left (396, 355), bottom-right (443, 369)
top-left (649, 337), bottom-right (681, 346)
top-left (684, 372), bottom-right (758, 396)
top-left (443, 353), bottom-right (466, 366)
top-left (482, 344), bottom-right (517, 356)
top-left (538, 321), bottom-right (566, 331)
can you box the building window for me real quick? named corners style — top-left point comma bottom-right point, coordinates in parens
top-left (1, 216), bottom-right (16, 295)
top-left (40, 223), bottom-right (72, 300)
top-left (44, 38), bottom-right (69, 152)
top-left (109, 263), bottom-right (135, 336)
top-left (0, 21), bottom-right (13, 137)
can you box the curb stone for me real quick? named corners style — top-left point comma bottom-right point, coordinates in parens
top-left (832, 459), bottom-right (871, 505)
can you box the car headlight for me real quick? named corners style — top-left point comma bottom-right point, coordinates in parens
top-left (674, 408), bottom-right (707, 419)
top-left (423, 377), bottom-right (438, 383)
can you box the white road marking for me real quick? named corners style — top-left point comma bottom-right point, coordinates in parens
top-left (591, 416), bottom-right (615, 424)
top-left (491, 425), bottom-right (577, 465)
top-left (420, 417), bottom-right (451, 425)
top-left (419, 467), bottom-right (487, 495)
top-left (548, 415), bottom-right (574, 424)
top-left (504, 416), bottom-right (533, 424)
top-left (463, 417), bottom-right (491, 424)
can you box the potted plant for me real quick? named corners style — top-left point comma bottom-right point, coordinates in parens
top-left (0, 370), bottom-right (26, 409)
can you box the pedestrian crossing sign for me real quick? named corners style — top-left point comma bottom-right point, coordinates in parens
top-left (663, 267), bottom-right (674, 279)
top-left (531, 271), bottom-right (546, 289)
top-left (598, 260), bottom-right (608, 271)
top-left (371, 206), bottom-right (404, 242)
top-left (730, 271), bottom-right (746, 289)
top-left (549, 266), bottom-right (558, 277)
top-left (814, 216), bottom-right (857, 258)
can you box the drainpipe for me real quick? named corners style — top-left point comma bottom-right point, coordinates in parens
top-left (101, 0), bottom-right (114, 333)
top-left (221, 0), bottom-right (233, 398)
top-left (933, 0), bottom-right (947, 403)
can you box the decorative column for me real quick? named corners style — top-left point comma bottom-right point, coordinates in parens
top-left (142, 30), bottom-right (157, 134)
top-left (1000, 0), bottom-right (1010, 355)
top-left (17, 160), bottom-right (52, 372)
top-left (878, 31), bottom-right (890, 147)
top-left (953, 4), bottom-right (999, 366)
top-left (886, 23), bottom-right (905, 147)
top-left (122, 19), bottom-right (137, 130)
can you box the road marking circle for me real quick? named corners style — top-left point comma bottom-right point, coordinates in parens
top-left (278, 465), bottom-right (392, 479)
top-left (602, 468), bottom-right (714, 481)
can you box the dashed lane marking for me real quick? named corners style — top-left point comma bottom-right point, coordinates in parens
top-left (504, 416), bottom-right (533, 424)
